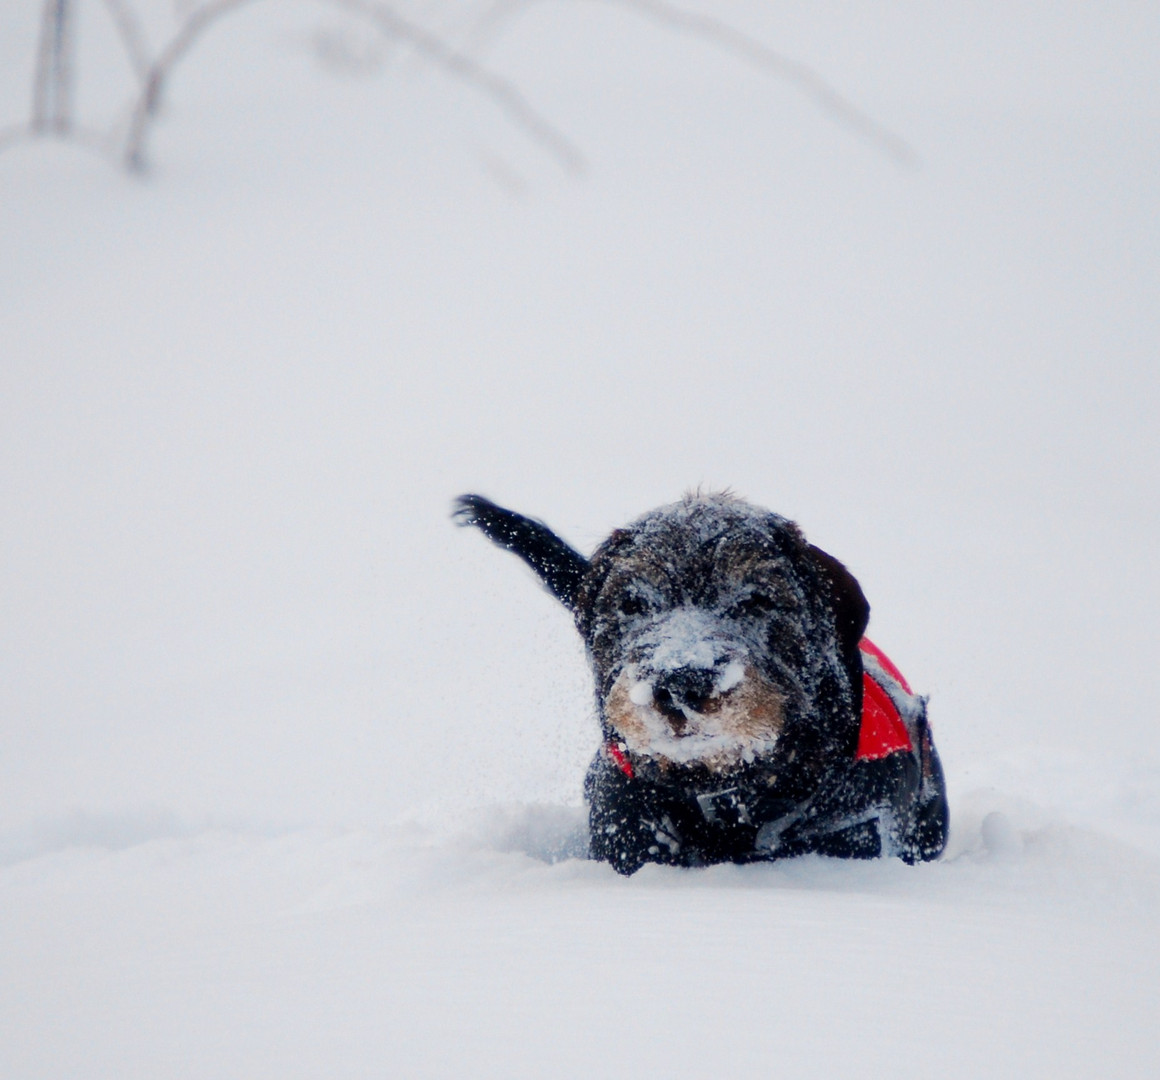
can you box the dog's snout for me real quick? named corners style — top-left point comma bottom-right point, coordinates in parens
top-left (653, 666), bottom-right (717, 719)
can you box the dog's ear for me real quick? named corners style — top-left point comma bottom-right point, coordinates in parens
top-left (807, 544), bottom-right (870, 660)
top-left (453, 494), bottom-right (589, 611)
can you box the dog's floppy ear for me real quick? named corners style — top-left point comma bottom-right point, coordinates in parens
top-left (453, 494), bottom-right (589, 611)
top-left (807, 544), bottom-right (870, 660)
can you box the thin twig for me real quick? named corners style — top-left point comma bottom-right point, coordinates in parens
top-left (123, 0), bottom-right (584, 175)
top-left (324, 0), bottom-right (585, 173)
top-left (31, 0), bottom-right (59, 131)
top-left (50, 0), bottom-right (75, 133)
top-left (13, 0), bottom-right (903, 179)
top-left (473, 0), bottom-right (917, 166)
top-left (123, 0), bottom-right (254, 170)
top-left (100, 0), bottom-right (152, 80)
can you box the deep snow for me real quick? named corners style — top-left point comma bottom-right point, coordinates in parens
top-left (2, 1), bottom-right (1158, 1077)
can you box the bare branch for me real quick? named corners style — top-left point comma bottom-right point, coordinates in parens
top-left (100, 0), bottom-right (153, 81)
top-left (31, 1), bottom-right (54, 130)
top-left (32, 0), bottom-right (76, 134)
top-left (10, 0), bottom-right (152, 164)
top-left (473, 0), bottom-right (917, 166)
top-left (123, 0), bottom-right (255, 171)
top-left (12, 0), bottom-right (907, 180)
top-left (324, 0), bottom-right (585, 174)
top-left (123, 0), bottom-right (584, 175)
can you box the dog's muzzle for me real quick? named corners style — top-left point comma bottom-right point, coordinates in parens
top-left (603, 609), bottom-right (784, 769)
top-left (630, 658), bottom-right (747, 728)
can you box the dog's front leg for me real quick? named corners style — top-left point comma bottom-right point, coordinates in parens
top-left (584, 758), bottom-right (687, 874)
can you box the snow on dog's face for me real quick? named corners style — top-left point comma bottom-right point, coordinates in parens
top-left (454, 492), bottom-right (870, 778)
top-left (579, 497), bottom-right (830, 772)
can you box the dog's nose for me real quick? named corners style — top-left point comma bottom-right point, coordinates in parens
top-left (652, 666), bottom-right (717, 720)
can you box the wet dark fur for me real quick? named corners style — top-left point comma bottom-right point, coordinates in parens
top-left (454, 493), bottom-right (947, 874)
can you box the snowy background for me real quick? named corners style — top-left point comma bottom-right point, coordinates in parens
top-left (2, 1), bottom-right (1158, 1076)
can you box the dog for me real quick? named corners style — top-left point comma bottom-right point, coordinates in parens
top-left (454, 492), bottom-right (947, 874)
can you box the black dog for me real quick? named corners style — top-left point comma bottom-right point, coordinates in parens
top-left (454, 492), bottom-right (947, 874)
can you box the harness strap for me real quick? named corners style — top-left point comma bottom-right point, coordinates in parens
top-left (606, 740), bottom-right (635, 778)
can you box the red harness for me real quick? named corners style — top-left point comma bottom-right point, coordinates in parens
top-left (606, 637), bottom-right (915, 778)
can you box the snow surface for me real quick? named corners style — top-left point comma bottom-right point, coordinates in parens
top-left (2, 1), bottom-right (1159, 1076)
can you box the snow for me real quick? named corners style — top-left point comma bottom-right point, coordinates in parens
top-left (716, 657), bottom-right (746, 693)
top-left (634, 608), bottom-right (735, 672)
top-left (2, 1), bottom-right (1159, 1076)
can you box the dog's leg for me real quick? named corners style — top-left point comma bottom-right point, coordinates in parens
top-left (584, 757), bottom-right (689, 874)
top-left (908, 711), bottom-right (949, 860)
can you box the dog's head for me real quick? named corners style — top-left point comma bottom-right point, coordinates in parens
top-left (455, 493), bottom-right (869, 785)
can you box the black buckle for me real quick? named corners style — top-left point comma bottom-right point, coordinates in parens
top-left (695, 787), bottom-right (753, 827)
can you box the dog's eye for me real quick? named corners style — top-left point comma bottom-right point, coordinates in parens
top-left (617, 594), bottom-right (649, 618)
top-left (730, 592), bottom-right (784, 618)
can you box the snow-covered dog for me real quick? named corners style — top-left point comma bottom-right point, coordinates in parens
top-left (454, 492), bottom-right (947, 874)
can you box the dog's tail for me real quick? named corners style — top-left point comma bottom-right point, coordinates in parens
top-left (453, 494), bottom-right (589, 610)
